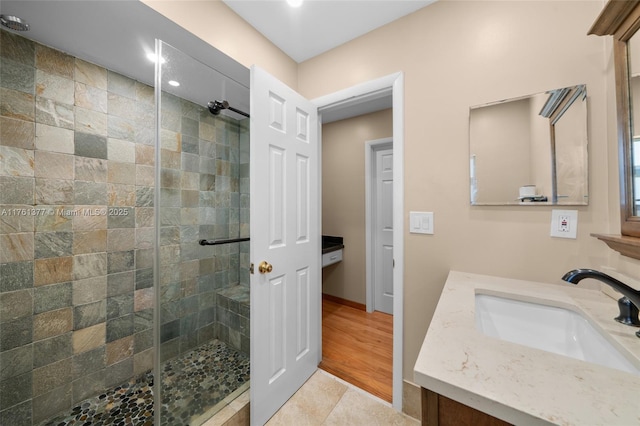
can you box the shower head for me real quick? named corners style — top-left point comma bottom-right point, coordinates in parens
top-left (207, 100), bottom-right (229, 115)
top-left (0, 15), bottom-right (30, 31)
top-left (207, 100), bottom-right (250, 118)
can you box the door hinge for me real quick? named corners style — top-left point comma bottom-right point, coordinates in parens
top-left (250, 263), bottom-right (254, 274)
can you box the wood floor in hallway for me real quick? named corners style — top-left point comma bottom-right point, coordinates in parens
top-left (318, 295), bottom-right (393, 402)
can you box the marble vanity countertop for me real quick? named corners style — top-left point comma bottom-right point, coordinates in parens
top-left (414, 271), bottom-right (640, 425)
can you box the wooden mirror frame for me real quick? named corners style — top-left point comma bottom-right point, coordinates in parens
top-left (590, 0), bottom-right (640, 260)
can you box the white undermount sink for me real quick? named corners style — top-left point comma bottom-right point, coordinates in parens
top-left (475, 293), bottom-right (640, 375)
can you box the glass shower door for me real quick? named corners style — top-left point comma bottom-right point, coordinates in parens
top-left (154, 40), bottom-right (250, 426)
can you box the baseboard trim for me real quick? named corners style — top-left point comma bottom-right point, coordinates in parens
top-left (402, 380), bottom-right (421, 420)
top-left (322, 293), bottom-right (366, 311)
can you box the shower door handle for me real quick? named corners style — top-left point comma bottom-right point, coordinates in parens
top-left (258, 261), bottom-right (273, 274)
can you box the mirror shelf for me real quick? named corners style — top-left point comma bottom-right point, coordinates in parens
top-left (592, 234), bottom-right (640, 261)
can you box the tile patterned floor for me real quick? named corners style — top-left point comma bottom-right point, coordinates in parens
top-left (265, 370), bottom-right (419, 426)
top-left (43, 372), bottom-right (155, 426)
top-left (161, 340), bottom-right (250, 425)
top-left (43, 339), bottom-right (249, 426)
top-left (43, 346), bottom-right (415, 425)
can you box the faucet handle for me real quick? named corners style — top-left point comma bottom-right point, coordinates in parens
top-left (614, 297), bottom-right (640, 327)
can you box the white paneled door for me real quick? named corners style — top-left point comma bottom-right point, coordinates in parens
top-left (249, 66), bottom-right (320, 426)
top-left (374, 147), bottom-right (393, 314)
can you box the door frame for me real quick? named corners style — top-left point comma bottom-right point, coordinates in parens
top-left (365, 137), bottom-right (393, 314)
top-left (311, 72), bottom-right (404, 410)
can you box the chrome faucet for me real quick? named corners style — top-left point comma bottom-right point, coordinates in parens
top-left (562, 269), bottom-right (640, 338)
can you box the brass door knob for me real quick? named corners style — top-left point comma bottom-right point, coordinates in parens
top-left (258, 261), bottom-right (273, 274)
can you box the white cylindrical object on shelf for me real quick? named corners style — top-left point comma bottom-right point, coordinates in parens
top-left (519, 185), bottom-right (536, 198)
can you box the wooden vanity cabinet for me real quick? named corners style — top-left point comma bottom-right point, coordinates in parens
top-left (421, 388), bottom-right (512, 426)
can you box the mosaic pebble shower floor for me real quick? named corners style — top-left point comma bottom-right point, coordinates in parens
top-left (44, 340), bottom-right (250, 426)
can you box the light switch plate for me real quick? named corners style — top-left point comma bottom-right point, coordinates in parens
top-left (550, 209), bottom-right (578, 239)
top-left (410, 211), bottom-right (434, 234)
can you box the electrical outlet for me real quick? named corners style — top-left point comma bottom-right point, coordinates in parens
top-left (550, 209), bottom-right (578, 239)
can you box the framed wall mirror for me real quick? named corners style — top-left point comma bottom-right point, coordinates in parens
top-left (469, 85), bottom-right (588, 206)
top-left (590, 0), bottom-right (640, 259)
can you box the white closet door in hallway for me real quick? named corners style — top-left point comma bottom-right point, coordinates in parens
top-left (373, 145), bottom-right (393, 314)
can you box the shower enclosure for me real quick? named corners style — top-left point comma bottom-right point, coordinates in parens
top-left (155, 40), bottom-right (251, 425)
top-left (0, 25), bottom-right (250, 426)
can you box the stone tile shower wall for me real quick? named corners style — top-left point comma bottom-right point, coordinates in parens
top-left (158, 92), bottom-right (249, 363)
top-left (214, 122), bottom-right (250, 356)
top-left (0, 29), bottom-right (155, 425)
top-left (0, 29), bottom-right (249, 425)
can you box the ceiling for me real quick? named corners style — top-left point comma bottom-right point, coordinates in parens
top-left (222, 0), bottom-right (436, 63)
top-left (0, 0), bottom-right (251, 119)
top-left (221, 0), bottom-right (439, 121)
top-left (0, 0), bottom-right (435, 122)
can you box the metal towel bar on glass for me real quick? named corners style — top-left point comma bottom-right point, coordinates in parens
top-left (198, 237), bottom-right (250, 246)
